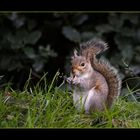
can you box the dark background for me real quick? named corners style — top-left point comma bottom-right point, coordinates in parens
top-left (0, 12), bottom-right (140, 101)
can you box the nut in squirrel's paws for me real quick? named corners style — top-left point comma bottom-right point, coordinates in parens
top-left (72, 78), bottom-right (80, 85)
top-left (66, 76), bottom-right (80, 85)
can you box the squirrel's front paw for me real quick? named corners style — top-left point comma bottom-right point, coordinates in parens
top-left (66, 76), bottom-right (80, 86)
top-left (72, 78), bottom-right (80, 85)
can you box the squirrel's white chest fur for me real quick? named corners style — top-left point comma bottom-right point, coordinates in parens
top-left (72, 74), bottom-right (107, 113)
top-left (73, 88), bottom-right (106, 113)
top-left (73, 88), bottom-right (94, 113)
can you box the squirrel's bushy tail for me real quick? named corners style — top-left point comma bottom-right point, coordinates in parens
top-left (93, 58), bottom-right (121, 108)
top-left (80, 39), bottom-right (122, 108)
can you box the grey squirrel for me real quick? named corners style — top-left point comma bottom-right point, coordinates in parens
top-left (66, 38), bottom-right (121, 114)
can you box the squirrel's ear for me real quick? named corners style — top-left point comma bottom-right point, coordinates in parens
top-left (85, 52), bottom-right (91, 62)
top-left (73, 49), bottom-right (78, 57)
top-left (71, 49), bottom-right (78, 59)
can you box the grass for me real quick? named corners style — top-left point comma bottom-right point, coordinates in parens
top-left (0, 72), bottom-right (140, 128)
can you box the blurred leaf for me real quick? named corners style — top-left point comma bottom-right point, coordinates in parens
top-left (14, 18), bottom-right (25, 28)
top-left (73, 14), bottom-right (88, 26)
top-left (33, 60), bottom-right (44, 72)
top-left (7, 30), bottom-right (42, 46)
top-left (23, 47), bottom-right (37, 59)
top-left (11, 43), bottom-right (24, 49)
top-left (0, 75), bottom-right (4, 80)
top-left (6, 33), bottom-right (20, 44)
top-left (121, 45), bottom-right (133, 63)
top-left (110, 53), bottom-right (123, 67)
top-left (8, 62), bottom-right (23, 71)
top-left (7, 12), bottom-right (25, 28)
top-left (134, 55), bottom-right (140, 63)
top-left (108, 14), bottom-right (123, 29)
top-left (7, 30), bottom-right (27, 48)
top-left (62, 26), bottom-right (81, 43)
top-left (15, 30), bottom-right (28, 43)
top-left (7, 12), bottom-right (17, 21)
top-left (114, 34), bottom-right (132, 50)
top-left (121, 14), bottom-right (139, 25)
top-left (81, 31), bottom-right (95, 41)
top-left (136, 28), bottom-right (140, 41)
top-left (131, 65), bottom-right (140, 75)
top-left (119, 27), bottom-right (135, 37)
top-left (0, 55), bottom-right (23, 71)
top-left (0, 56), bottom-right (11, 70)
top-left (27, 19), bottom-right (37, 31)
top-left (39, 45), bottom-right (57, 58)
top-left (95, 24), bottom-right (113, 34)
top-left (24, 30), bottom-right (42, 45)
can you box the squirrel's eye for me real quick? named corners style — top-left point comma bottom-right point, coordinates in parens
top-left (80, 63), bottom-right (85, 67)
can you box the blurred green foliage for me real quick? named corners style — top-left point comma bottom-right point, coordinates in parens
top-left (0, 12), bottom-right (140, 97)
